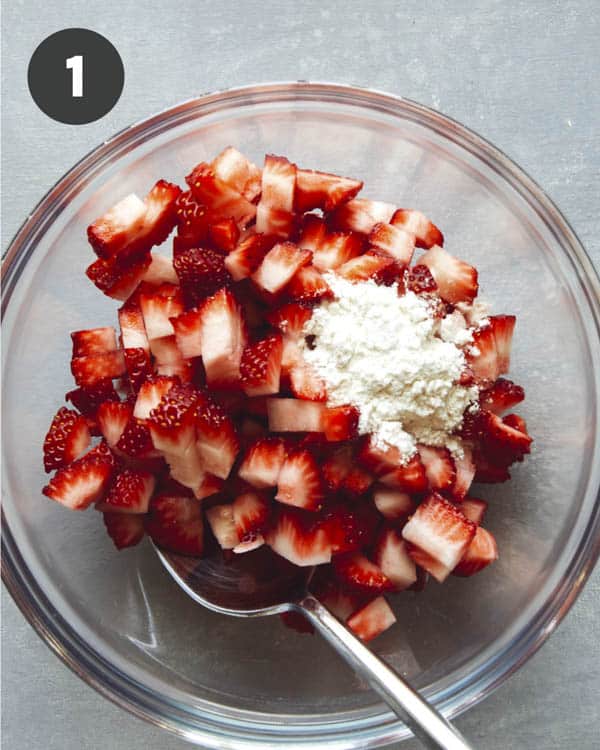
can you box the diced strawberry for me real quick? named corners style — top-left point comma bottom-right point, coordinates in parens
top-left (294, 168), bottom-right (362, 212)
top-left (140, 253), bottom-right (177, 286)
top-left (170, 308), bottom-right (203, 359)
top-left (503, 413), bottom-right (528, 433)
top-left (406, 264), bottom-right (437, 295)
top-left (43, 445), bottom-right (115, 510)
top-left (289, 359), bottom-right (327, 402)
top-left (118, 306), bottom-right (149, 352)
top-left (319, 502), bottom-right (378, 554)
top-left (479, 378), bottom-right (525, 414)
top-left (330, 198), bottom-right (396, 234)
top-left (251, 242), bottom-right (312, 295)
top-left (372, 487), bottom-right (415, 520)
top-left (373, 527), bottom-right (418, 590)
top-left (145, 494), bottom-right (204, 556)
top-left (195, 395), bottom-right (240, 479)
top-left (479, 410), bottom-right (532, 462)
top-left (148, 382), bottom-right (200, 455)
top-left (43, 407), bottom-right (91, 472)
top-left (347, 596), bottom-right (396, 641)
top-left (391, 209), bottom-right (443, 249)
top-left (133, 375), bottom-right (178, 420)
top-left (173, 246), bottom-right (232, 309)
top-left (275, 449), bottom-right (324, 511)
top-left (336, 251), bottom-right (396, 283)
top-left (208, 218), bottom-right (240, 253)
top-left (406, 544), bottom-right (452, 583)
top-left (116, 417), bottom-right (156, 458)
top-left (402, 493), bottom-right (476, 574)
top-left (71, 327), bottom-right (117, 358)
top-left (489, 315), bottom-right (516, 374)
top-left (123, 347), bottom-right (153, 393)
top-left (359, 438), bottom-right (427, 492)
top-left (255, 155), bottom-right (296, 237)
top-left (199, 287), bottom-right (247, 386)
top-left (296, 214), bottom-right (327, 251)
top-left (266, 303), bottom-right (313, 338)
top-left (467, 325), bottom-right (500, 382)
top-left (186, 162), bottom-right (256, 226)
top-left (140, 285), bottom-right (184, 341)
top-left (285, 265), bottom-right (331, 302)
top-left (232, 491), bottom-right (270, 542)
top-left (333, 553), bottom-right (393, 593)
top-left (419, 245), bottom-right (478, 304)
top-left (224, 234), bottom-right (275, 280)
top-left (267, 398), bottom-right (325, 432)
top-left (173, 190), bottom-right (213, 248)
top-left (97, 468), bottom-right (155, 514)
top-left (417, 445), bottom-right (456, 491)
top-left (150, 336), bottom-right (191, 380)
top-left (321, 405), bottom-right (359, 442)
top-left (211, 146), bottom-right (262, 201)
top-left (71, 350), bottom-right (126, 388)
top-left (311, 570), bottom-right (368, 620)
top-left (86, 253), bottom-right (152, 301)
top-left (196, 472), bottom-right (224, 501)
top-left (238, 437), bottom-right (285, 492)
top-left (206, 504), bottom-right (240, 549)
top-left (103, 512), bottom-right (145, 549)
top-left (66, 379), bottom-right (120, 429)
top-left (458, 497), bottom-right (488, 525)
top-left (97, 400), bottom-right (133, 448)
top-left (473, 449), bottom-right (512, 483)
top-left (265, 507), bottom-right (332, 566)
top-left (321, 445), bottom-right (352, 491)
top-left (453, 527), bottom-right (498, 577)
top-left (162, 442), bottom-right (206, 493)
top-left (369, 223), bottom-right (415, 264)
top-left (297, 215), bottom-right (363, 271)
top-left (450, 446), bottom-right (475, 500)
top-left (240, 334), bottom-right (283, 396)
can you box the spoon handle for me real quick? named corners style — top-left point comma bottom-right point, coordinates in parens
top-left (298, 594), bottom-right (474, 750)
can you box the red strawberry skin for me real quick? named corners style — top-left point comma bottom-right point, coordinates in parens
top-left (96, 468), bottom-right (155, 514)
top-left (71, 327), bottom-right (117, 358)
top-left (275, 449), bottom-right (325, 511)
top-left (71, 350), bottom-right (126, 388)
top-left (240, 334), bottom-right (283, 397)
top-left (294, 168), bottom-right (363, 212)
top-left (103, 512), bottom-right (145, 549)
top-left (43, 407), bottom-right (91, 472)
top-left (173, 246), bottom-right (232, 309)
top-left (333, 553), bottom-right (394, 593)
top-left (479, 378), bottom-right (525, 414)
top-left (321, 405), bottom-right (359, 442)
top-left (145, 494), bottom-right (204, 556)
top-left (43, 445), bottom-right (115, 510)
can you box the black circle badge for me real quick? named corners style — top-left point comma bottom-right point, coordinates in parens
top-left (28, 28), bottom-right (124, 125)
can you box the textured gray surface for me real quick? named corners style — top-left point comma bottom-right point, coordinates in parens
top-left (1, 1), bottom-right (599, 748)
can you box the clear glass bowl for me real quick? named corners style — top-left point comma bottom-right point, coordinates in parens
top-left (2, 82), bottom-right (600, 748)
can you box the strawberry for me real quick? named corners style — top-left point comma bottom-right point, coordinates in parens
top-left (450, 446), bottom-right (475, 499)
top-left (43, 445), bottom-right (115, 510)
top-left (372, 487), bottom-right (415, 520)
top-left (123, 347), bottom-right (153, 393)
top-left (473, 450), bottom-right (512, 483)
top-left (97, 468), bottom-right (155, 514)
top-left (330, 198), bottom-right (396, 234)
top-left (266, 302), bottom-right (313, 338)
top-left (467, 324), bottom-right (500, 382)
top-left (267, 398), bottom-right (326, 432)
top-left (103, 512), bottom-right (145, 549)
top-left (373, 527), bottom-right (418, 590)
top-left (285, 265), bottom-right (331, 302)
top-left (71, 327), bottom-right (118, 358)
top-left (208, 217), bottom-right (240, 253)
top-left (240, 334), bottom-right (283, 396)
top-left (453, 526), bottom-right (498, 577)
top-left (173, 246), bottom-right (232, 309)
top-left (458, 497), bottom-right (488, 525)
top-left (66, 379), bottom-right (120, 431)
top-left (133, 375), bottom-right (178, 420)
top-left (141, 252), bottom-right (179, 286)
top-left (86, 253), bottom-right (151, 301)
top-left (390, 209), bottom-right (443, 249)
top-left (417, 445), bottom-right (456, 491)
top-left (289, 359), bottom-right (327, 402)
top-left (199, 287), bottom-right (247, 386)
top-left (116, 417), bottom-right (156, 458)
top-left (265, 507), bottom-right (332, 566)
top-left (406, 264), bottom-right (437, 295)
top-left (148, 382), bottom-right (200, 455)
top-left (479, 378), bottom-right (525, 414)
top-left (97, 400), bottom-right (133, 448)
top-left (173, 190), bottom-right (213, 248)
top-left (321, 445), bottom-right (352, 491)
top-left (489, 315), bottom-right (516, 374)
top-left (311, 570), bottom-right (368, 620)
top-left (255, 155), bottom-right (296, 237)
top-left (211, 146), bottom-right (262, 201)
top-left (145, 494), bottom-right (204, 556)
top-left (405, 544), bottom-right (452, 583)
top-left (402, 493), bottom-right (476, 575)
top-left (224, 234), bottom-right (275, 281)
top-left (232, 491), bottom-right (270, 542)
top-left (196, 472), bottom-right (224, 501)
top-left (275, 449), bottom-right (325, 511)
top-left (296, 214), bottom-right (327, 252)
top-left (71, 350), bottom-right (126, 388)
top-left (420, 245), bottom-right (478, 304)
top-left (347, 596), bottom-right (396, 641)
top-left (368, 223), bottom-right (415, 264)
top-left (186, 162), bottom-right (256, 227)
top-left (321, 405), bottom-right (359, 442)
top-left (87, 193), bottom-right (147, 257)
top-left (118, 306), bottom-right (149, 352)
top-left (319, 502), bottom-right (377, 554)
top-left (194, 395), bottom-right (240, 479)
top-left (170, 308), bottom-right (203, 360)
top-left (205, 504), bottom-right (240, 549)
top-left (358, 438), bottom-right (428, 493)
top-left (336, 251), bottom-right (396, 283)
top-left (294, 168), bottom-right (362, 212)
top-left (163, 442), bottom-right (208, 494)
top-left (333, 553), bottom-right (393, 593)
top-left (479, 410), bottom-right (532, 462)
top-left (251, 242), bottom-right (312, 295)
top-left (503, 413), bottom-right (528, 433)
top-left (43, 407), bottom-right (91, 472)
top-left (297, 216), bottom-right (363, 271)
top-left (151, 336), bottom-right (191, 380)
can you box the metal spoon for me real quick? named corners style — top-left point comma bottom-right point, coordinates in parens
top-left (154, 543), bottom-right (474, 750)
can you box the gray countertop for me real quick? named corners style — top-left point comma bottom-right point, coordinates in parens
top-left (2, 1), bottom-right (599, 748)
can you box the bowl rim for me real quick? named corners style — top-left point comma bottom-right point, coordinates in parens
top-left (2, 80), bottom-right (600, 748)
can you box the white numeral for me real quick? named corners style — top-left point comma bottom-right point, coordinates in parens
top-left (66, 55), bottom-right (83, 97)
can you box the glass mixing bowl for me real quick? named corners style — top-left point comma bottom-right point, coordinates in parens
top-left (2, 82), bottom-right (600, 748)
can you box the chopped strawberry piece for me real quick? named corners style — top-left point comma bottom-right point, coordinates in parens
top-left (372, 487), bottom-right (415, 520)
top-left (162, 442), bottom-right (207, 493)
top-left (344, 465), bottom-right (375, 496)
top-left (224, 234), bottom-right (274, 281)
top-left (347, 596), bottom-right (396, 641)
top-left (123, 347), bottom-right (153, 393)
top-left (232, 491), bottom-right (270, 542)
top-left (251, 242), bottom-right (312, 295)
top-left (330, 198), bottom-right (396, 234)
top-left (458, 497), bottom-right (488, 525)
top-left (43, 407), bottom-right (91, 472)
top-left (71, 350), bottom-right (126, 388)
top-left (321, 444), bottom-right (353, 491)
top-left (196, 472), bottom-right (224, 501)
top-left (294, 168), bottom-right (362, 212)
top-left (314, 579), bottom-right (368, 622)
top-left (358, 438), bottom-right (428, 492)
top-left (186, 162), bottom-right (256, 226)
top-left (319, 502), bottom-right (377, 554)
top-left (402, 493), bottom-right (476, 574)
top-left (406, 544), bottom-right (452, 583)
top-left (43, 445), bottom-right (115, 510)
top-left (369, 223), bottom-right (415, 264)
top-left (145, 494), bottom-right (204, 556)
top-left (489, 315), bottom-right (516, 374)
top-left (467, 324), bottom-right (500, 382)
top-left (148, 382), bottom-right (200, 455)
top-left (173, 190), bottom-right (213, 248)
top-left (199, 287), bottom-right (246, 386)
top-left (503, 413), bottom-right (528, 433)
top-left (479, 378), bottom-right (525, 414)
top-left (406, 264), bottom-right (437, 295)
top-left (333, 553), bottom-right (393, 593)
top-left (479, 410), bottom-right (532, 462)
top-left (453, 526), bottom-right (498, 577)
top-left (140, 286), bottom-right (184, 340)
top-left (133, 375), bottom-right (178, 420)
top-left (71, 327), bottom-right (117, 358)
top-left (118, 306), bottom-right (149, 352)
top-left (417, 445), bottom-right (456, 491)
top-left (97, 400), bottom-right (133, 448)
top-left (297, 216), bottom-right (363, 271)
top-left (206, 504), bottom-right (239, 549)
top-left (451, 446), bottom-right (475, 499)
top-left (473, 450), bottom-right (512, 483)
top-left (265, 507), bottom-right (332, 566)
top-left (66, 379), bottom-right (120, 429)
top-left (211, 146), bottom-right (262, 201)
top-left (373, 527), bottom-right (418, 590)
top-left (336, 251), bottom-right (396, 283)
top-left (266, 303), bottom-right (313, 338)
top-left (103, 512), bottom-right (145, 549)
top-left (379, 455), bottom-right (430, 492)
top-left (97, 468), bottom-right (155, 514)
top-left (172, 246), bottom-right (231, 309)
top-left (285, 265), bottom-right (331, 302)
top-left (267, 398), bottom-right (326, 432)
top-left (86, 253), bottom-right (151, 301)
top-left (141, 253), bottom-right (178, 286)
top-left (420, 245), bottom-right (478, 304)
top-left (240, 334), bottom-right (283, 396)
top-left (321, 405), bottom-right (359, 442)
top-left (208, 217), bottom-right (240, 253)
top-left (289, 359), bottom-right (327, 402)
top-left (170, 308), bottom-right (203, 360)
top-left (255, 155), bottom-right (297, 237)
top-left (275, 449), bottom-right (324, 511)
top-left (116, 417), bottom-right (156, 458)
top-left (296, 214), bottom-right (327, 252)
top-left (391, 208), bottom-right (443, 249)
top-left (150, 336), bottom-right (191, 380)
top-left (194, 395), bottom-right (240, 479)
